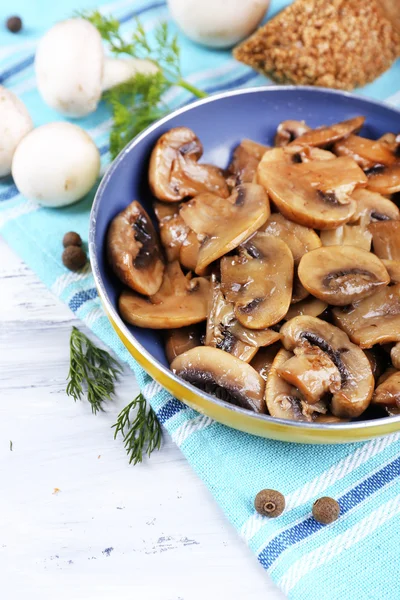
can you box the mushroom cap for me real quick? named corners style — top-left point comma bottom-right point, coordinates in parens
top-left (119, 261), bottom-right (210, 329)
top-left (260, 212), bottom-right (321, 302)
top-left (165, 325), bottom-right (202, 364)
top-left (226, 139), bottom-right (269, 186)
top-left (35, 19), bottom-right (104, 117)
top-left (11, 122), bottom-right (100, 207)
top-left (180, 183), bottom-right (270, 274)
top-left (0, 86), bottom-right (33, 177)
top-left (350, 189), bottom-right (400, 225)
top-left (298, 245), bottom-right (390, 306)
top-left (171, 346), bottom-right (266, 413)
top-left (265, 348), bottom-right (327, 421)
top-left (220, 232), bottom-right (293, 329)
top-left (372, 370), bottom-right (400, 409)
top-left (256, 148), bottom-right (366, 229)
top-left (280, 316), bottom-right (374, 418)
top-left (107, 201), bottom-right (164, 296)
top-left (148, 127), bottom-right (229, 202)
top-left (332, 284), bottom-right (400, 348)
top-left (319, 225), bottom-right (372, 251)
top-left (290, 116), bottom-right (365, 148)
top-left (369, 221), bottom-right (400, 261)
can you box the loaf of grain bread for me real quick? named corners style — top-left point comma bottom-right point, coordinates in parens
top-left (233, 0), bottom-right (400, 90)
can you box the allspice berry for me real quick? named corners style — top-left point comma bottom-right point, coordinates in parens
top-left (62, 246), bottom-right (87, 271)
top-left (63, 231), bottom-right (82, 248)
top-left (254, 489), bottom-right (285, 518)
top-left (312, 497), bottom-right (340, 524)
top-left (6, 16), bottom-right (22, 33)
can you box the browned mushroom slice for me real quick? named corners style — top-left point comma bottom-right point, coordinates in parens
top-left (260, 213), bottom-right (321, 303)
top-left (206, 276), bottom-right (280, 362)
top-left (257, 148), bottom-right (366, 229)
top-left (265, 349), bottom-right (326, 421)
top-left (154, 202), bottom-right (188, 262)
top-left (369, 221), bottom-right (400, 261)
top-left (298, 246), bottom-right (389, 306)
top-left (277, 348), bottom-right (341, 405)
top-left (220, 233), bottom-right (293, 329)
top-left (350, 189), bottom-right (399, 226)
top-left (314, 414), bottom-right (348, 423)
top-left (364, 348), bottom-right (387, 381)
top-left (286, 146), bottom-right (337, 163)
top-left (332, 284), bottom-right (400, 348)
top-left (274, 120), bottom-right (310, 147)
top-left (382, 260), bottom-right (400, 284)
top-left (290, 116), bottom-right (365, 148)
top-left (391, 344), bottom-right (400, 369)
top-left (250, 343), bottom-right (282, 382)
top-left (119, 261), bottom-right (209, 329)
top-left (280, 316), bottom-right (374, 418)
top-left (171, 346), bottom-right (266, 413)
top-left (149, 127), bottom-right (229, 202)
top-left (319, 225), bottom-right (372, 251)
top-left (378, 132), bottom-right (399, 151)
top-left (226, 139), bottom-right (269, 186)
top-left (180, 183), bottom-right (270, 275)
top-left (334, 135), bottom-right (395, 170)
top-left (165, 325), bottom-right (202, 364)
top-left (107, 200), bottom-right (164, 296)
top-left (372, 369), bottom-right (400, 412)
top-left (286, 297), bottom-right (328, 320)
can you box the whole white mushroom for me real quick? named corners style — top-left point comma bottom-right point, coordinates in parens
top-left (167, 0), bottom-right (270, 49)
top-left (0, 86), bottom-right (33, 177)
top-left (35, 18), bottom-right (158, 118)
top-left (12, 122), bottom-right (100, 207)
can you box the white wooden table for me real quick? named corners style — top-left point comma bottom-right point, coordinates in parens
top-left (0, 236), bottom-right (285, 600)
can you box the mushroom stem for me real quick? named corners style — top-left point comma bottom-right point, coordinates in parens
top-left (101, 57), bottom-right (159, 91)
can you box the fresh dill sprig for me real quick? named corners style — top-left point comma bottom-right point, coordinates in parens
top-left (112, 393), bottom-right (162, 465)
top-left (78, 11), bottom-right (207, 158)
top-left (66, 326), bottom-right (122, 414)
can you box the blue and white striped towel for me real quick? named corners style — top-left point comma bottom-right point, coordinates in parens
top-left (1, 1), bottom-right (400, 598)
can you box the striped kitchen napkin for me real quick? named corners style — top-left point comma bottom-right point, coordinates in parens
top-left (1, 1), bottom-right (400, 598)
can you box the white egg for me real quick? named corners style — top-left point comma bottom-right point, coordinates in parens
top-left (12, 122), bottom-right (100, 207)
top-left (167, 0), bottom-right (270, 48)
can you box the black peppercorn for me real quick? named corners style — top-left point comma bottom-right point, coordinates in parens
top-left (254, 489), bottom-right (285, 518)
top-left (62, 246), bottom-right (87, 271)
top-left (63, 231), bottom-right (82, 248)
top-left (6, 16), bottom-right (22, 33)
top-left (312, 497), bottom-right (340, 524)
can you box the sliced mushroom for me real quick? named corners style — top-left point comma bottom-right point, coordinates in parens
top-left (265, 349), bottom-right (327, 421)
top-left (257, 148), bottom-right (366, 229)
top-left (171, 346), bottom-right (266, 413)
top-left (226, 139), bottom-right (269, 186)
top-left (332, 284), bottom-right (400, 348)
top-left (290, 116), bottom-right (364, 148)
top-left (274, 120), bottom-right (310, 147)
top-left (149, 127), bottom-right (229, 202)
top-left (382, 260), bottom-right (400, 284)
top-left (107, 201), bottom-right (164, 296)
top-left (165, 325), bottom-right (202, 364)
top-left (364, 348), bottom-right (387, 381)
top-left (154, 201), bottom-right (200, 271)
top-left (378, 132), bottom-right (399, 151)
top-left (334, 134), bottom-right (400, 194)
top-left (298, 246), bottom-right (389, 306)
top-left (220, 233), bottom-right (293, 329)
top-left (391, 343), bottom-right (400, 369)
top-left (206, 275), bottom-right (280, 362)
top-left (369, 221), bottom-right (400, 261)
top-left (280, 316), bottom-right (374, 418)
top-left (250, 343), bottom-right (281, 382)
top-left (180, 183), bottom-right (270, 274)
top-left (350, 189), bottom-right (399, 226)
top-left (286, 297), bottom-right (328, 320)
top-left (119, 261), bottom-right (209, 328)
top-left (320, 225), bottom-right (372, 251)
top-left (372, 369), bottom-right (400, 412)
top-left (277, 347), bottom-right (341, 405)
top-left (285, 145), bottom-right (337, 163)
top-left (260, 213), bottom-right (321, 302)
